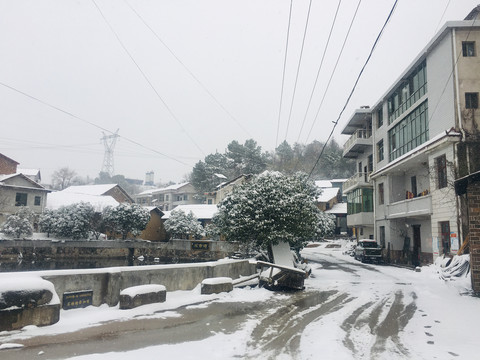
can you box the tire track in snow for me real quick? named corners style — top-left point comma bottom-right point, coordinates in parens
top-left (245, 290), bottom-right (352, 359)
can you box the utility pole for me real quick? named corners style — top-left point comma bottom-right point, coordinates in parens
top-left (101, 129), bottom-right (119, 177)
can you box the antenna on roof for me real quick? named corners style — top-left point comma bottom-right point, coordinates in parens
top-left (101, 129), bottom-right (119, 177)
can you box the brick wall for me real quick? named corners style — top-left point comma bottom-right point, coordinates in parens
top-left (467, 181), bottom-right (480, 293)
top-left (0, 154), bottom-right (18, 175)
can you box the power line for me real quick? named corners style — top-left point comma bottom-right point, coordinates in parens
top-left (91, 0), bottom-right (205, 156)
top-left (0, 80), bottom-right (189, 166)
top-left (283, 0), bottom-right (314, 142)
top-left (275, 0), bottom-right (294, 149)
top-left (295, 0), bottom-right (342, 144)
top-left (123, 0), bottom-right (252, 138)
top-left (308, 0), bottom-right (399, 179)
top-left (304, 0), bottom-right (362, 145)
top-left (434, 0), bottom-right (452, 34)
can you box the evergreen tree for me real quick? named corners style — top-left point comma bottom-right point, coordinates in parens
top-left (1, 207), bottom-right (33, 238)
top-left (39, 208), bottom-right (57, 237)
top-left (213, 172), bottom-right (334, 258)
top-left (164, 209), bottom-right (204, 239)
top-left (54, 202), bottom-right (95, 240)
top-left (103, 203), bottom-right (150, 240)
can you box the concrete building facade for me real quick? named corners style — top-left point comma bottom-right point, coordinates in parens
top-left (342, 8), bottom-right (480, 266)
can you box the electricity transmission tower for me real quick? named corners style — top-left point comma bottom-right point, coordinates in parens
top-left (101, 129), bottom-right (119, 177)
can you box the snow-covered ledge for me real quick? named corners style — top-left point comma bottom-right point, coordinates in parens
top-left (0, 277), bottom-right (60, 331)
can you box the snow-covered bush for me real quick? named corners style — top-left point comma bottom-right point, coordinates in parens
top-left (213, 171), bottom-right (330, 254)
top-left (1, 206), bottom-right (33, 238)
top-left (54, 202), bottom-right (95, 240)
top-left (164, 209), bottom-right (205, 239)
top-left (103, 203), bottom-right (150, 240)
top-left (39, 208), bottom-right (58, 237)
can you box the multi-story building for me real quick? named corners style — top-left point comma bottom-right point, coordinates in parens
top-left (135, 182), bottom-right (200, 211)
top-left (341, 108), bottom-right (375, 240)
top-left (342, 7), bottom-right (480, 265)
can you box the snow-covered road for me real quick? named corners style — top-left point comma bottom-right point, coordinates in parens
top-left (1, 241), bottom-right (478, 359)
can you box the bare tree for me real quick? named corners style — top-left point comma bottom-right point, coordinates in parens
top-left (52, 167), bottom-right (77, 190)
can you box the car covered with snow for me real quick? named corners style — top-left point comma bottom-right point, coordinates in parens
top-left (354, 239), bottom-right (382, 263)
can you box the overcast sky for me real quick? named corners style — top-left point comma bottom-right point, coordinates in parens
top-left (1, 0), bottom-right (479, 185)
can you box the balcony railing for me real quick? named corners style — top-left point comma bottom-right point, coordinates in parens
top-left (385, 194), bottom-right (432, 219)
top-left (343, 129), bottom-right (372, 158)
top-left (343, 172), bottom-right (372, 193)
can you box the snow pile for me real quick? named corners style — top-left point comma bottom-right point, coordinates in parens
top-left (437, 255), bottom-right (470, 278)
top-left (0, 276), bottom-right (60, 308)
top-left (120, 285), bottom-right (166, 297)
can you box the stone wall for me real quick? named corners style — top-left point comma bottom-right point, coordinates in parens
top-left (38, 259), bottom-right (255, 307)
top-left (0, 239), bottom-right (238, 264)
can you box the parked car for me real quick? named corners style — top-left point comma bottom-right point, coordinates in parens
top-left (354, 239), bottom-right (382, 263)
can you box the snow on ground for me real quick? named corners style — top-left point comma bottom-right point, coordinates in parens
top-left (1, 239), bottom-right (479, 359)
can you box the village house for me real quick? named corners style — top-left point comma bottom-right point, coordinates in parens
top-left (205, 174), bottom-right (253, 205)
top-left (0, 153), bottom-right (50, 228)
top-left (342, 7), bottom-right (480, 265)
top-left (134, 182), bottom-right (199, 210)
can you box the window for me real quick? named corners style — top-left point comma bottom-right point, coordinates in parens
top-left (436, 154), bottom-right (448, 189)
top-left (377, 108), bottom-right (383, 128)
top-left (387, 61), bottom-right (427, 123)
top-left (358, 162), bottom-right (362, 176)
top-left (411, 176), bottom-right (417, 197)
top-left (379, 226), bottom-right (386, 248)
top-left (15, 193), bottom-right (27, 206)
top-left (465, 92), bottom-right (479, 109)
top-left (378, 183), bottom-right (384, 205)
top-left (207, 199), bottom-right (213, 204)
top-left (184, 195), bottom-right (188, 201)
top-left (165, 195), bottom-right (169, 201)
top-left (347, 188), bottom-right (373, 214)
top-left (388, 100), bottom-right (429, 161)
top-left (377, 140), bottom-right (384, 162)
top-left (34, 196), bottom-right (41, 206)
top-left (462, 41), bottom-right (476, 57)
top-left (176, 195), bottom-right (182, 201)
top-left (368, 155), bottom-right (373, 173)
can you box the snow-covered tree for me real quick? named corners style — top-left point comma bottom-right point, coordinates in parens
top-left (213, 172), bottom-right (332, 258)
top-left (103, 203), bottom-right (150, 240)
top-left (164, 209), bottom-right (204, 239)
top-left (39, 208), bottom-right (58, 237)
top-left (54, 202), bottom-right (95, 240)
top-left (1, 206), bottom-right (33, 238)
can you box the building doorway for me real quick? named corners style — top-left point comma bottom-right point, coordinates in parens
top-left (412, 225), bottom-right (421, 266)
top-left (440, 221), bottom-right (450, 254)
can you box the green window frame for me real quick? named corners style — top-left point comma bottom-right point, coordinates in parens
top-left (388, 101), bottom-right (429, 162)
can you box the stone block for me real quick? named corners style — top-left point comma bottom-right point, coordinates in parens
top-left (0, 278), bottom-right (60, 331)
top-left (0, 304), bottom-right (60, 331)
top-left (119, 284), bottom-right (166, 309)
top-left (0, 288), bottom-right (53, 310)
top-left (201, 277), bottom-right (233, 294)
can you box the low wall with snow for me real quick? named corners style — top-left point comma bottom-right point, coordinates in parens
top-left (0, 238), bottom-right (239, 265)
top-left (32, 259), bottom-right (255, 307)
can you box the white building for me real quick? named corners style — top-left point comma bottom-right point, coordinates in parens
top-left (342, 7), bottom-right (480, 265)
top-left (135, 182), bottom-right (200, 211)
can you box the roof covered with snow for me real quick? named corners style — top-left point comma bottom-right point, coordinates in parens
top-left (17, 168), bottom-right (40, 176)
top-left (46, 191), bottom-right (119, 211)
top-left (137, 182), bottom-right (191, 196)
top-left (315, 180), bottom-right (332, 188)
top-left (162, 204), bottom-right (218, 220)
top-left (325, 202), bottom-right (347, 214)
top-left (317, 187), bottom-right (339, 203)
top-left (61, 184), bottom-right (118, 196)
